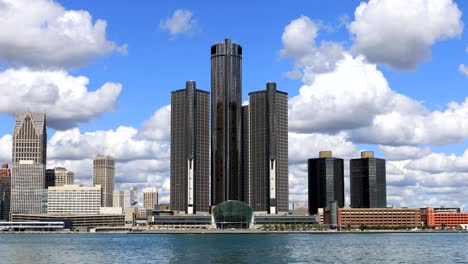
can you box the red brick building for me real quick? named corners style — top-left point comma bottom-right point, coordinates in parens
top-left (337, 208), bottom-right (421, 227)
top-left (421, 207), bottom-right (468, 228)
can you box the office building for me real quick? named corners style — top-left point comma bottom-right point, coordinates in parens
top-left (211, 38), bottom-right (243, 205)
top-left (93, 155), bottom-right (115, 207)
top-left (336, 208), bottom-right (421, 227)
top-left (0, 164), bottom-right (11, 220)
top-left (243, 83), bottom-right (288, 213)
top-left (421, 207), bottom-right (468, 228)
top-left (113, 190), bottom-right (127, 208)
top-left (48, 185), bottom-right (101, 214)
top-left (308, 151), bottom-right (344, 215)
top-left (350, 151), bottom-right (386, 208)
top-left (46, 167), bottom-right (74, 187)
top-left (144, 188), bottom-right (158, 209)
top-left (170, 81), bottom-right (209, 213)
top-left (11, 112), bottom-right (47, 214)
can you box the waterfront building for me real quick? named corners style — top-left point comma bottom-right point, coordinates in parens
top-left (11, 213), bottom-right (124, 230)
top-left (336, 208), bottom-right (421, 227)
top-left (211, 38), bottom-right (243, 205)
top-left (47, 185), bottom-right (101, 214)
top-left (350, 151), bottom-right (386, 208)
top-left (0, 164), bottom-right (11, 220)
top-left (93, 155), bottom-right (115, 207)
top-left (143, 188), bottom-right (158, 209)
top-left (45, 167), bottom-right (74, 187)
top-left (11, 112), bottom-right (47, 214)
top-left (171, 81), bottom-right (210, 213)
top-left (421, 207), bottom-right (468, 228)
top-left (243, 83), bottom-right (288, 214)
top-left (308, 151), bottom-right (344, 215)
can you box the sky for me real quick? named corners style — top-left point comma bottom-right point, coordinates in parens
top-left (0, 0), bottom-right (467, 209)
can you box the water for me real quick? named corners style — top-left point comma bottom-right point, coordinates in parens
top-left (0, 233), bottom-right (467, 263)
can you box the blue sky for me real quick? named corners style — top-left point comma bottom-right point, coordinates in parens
top-left (0, 0), bottom-right (467, 208)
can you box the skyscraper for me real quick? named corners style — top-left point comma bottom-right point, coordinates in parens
top-left (11, 112), bottom-right (46, 214)
top-left (211, 38), bottom-right (243, 205)
top-left (170, 81), bottom-right (210, 213)
top-left (93, 155), bottom-right (115, 207)
top-left (143, 188), bottom-right (158, 210)
top-left (243, 83), bottom-right (288, 213)
top-left (0, 164), bottom-right (11, 220)
top-left (350, 151), bottom-right (387, 208)
top-left (308, 151), bottom-right (344, 215)
top-left (46, 167), bottom-right (74, 188)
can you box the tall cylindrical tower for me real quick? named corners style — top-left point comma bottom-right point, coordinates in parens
top-left (211, 38), bottom-right (243, 205)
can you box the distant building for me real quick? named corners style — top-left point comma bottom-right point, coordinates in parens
top-left (11, 112), bottom-right (47, 214)
top-left (350, 151), bottom-right (386, 208)
top-left (243, 83), bottom-right (288, 214)
top-left (93, 155), bottom-right (115, 207)
top-left (211, 38), bottom-right (243, 205)
top-left (48, 185), bottom-right (101, 214)
top-left (143, 188), bottom-right (158, 210)
top-left (421, 207), bottom-right (468, 228)
top-left (46, 167), bottom-right (74, 187)
top-left (0, 164), bottom-right (11, 220)
top-left (308, 151), bottom-right (344, 215)
top-left (291, 202), bottom-right (308, 211)
top-left (170, 81), bottom-right (210, 214)
top-left (336, 208), bottom-right (420, 227)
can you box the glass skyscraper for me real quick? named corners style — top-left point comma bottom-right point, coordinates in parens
top-left (350, 151), bottom-right (387, 208)
top-left (170, 81), bottom-right (210, 213)
top-left (308, 151), bottom-right (344, 215)
top-left (211, 38), bottom-right (243, 205)
top-left (11, 112), bottom-right (47, 214)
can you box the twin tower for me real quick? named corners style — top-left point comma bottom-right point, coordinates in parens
top-left (170, 39), bottom-right (288, 214)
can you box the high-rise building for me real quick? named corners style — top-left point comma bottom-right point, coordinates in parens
top-left (0, 164), bottom-right (11, 220)
top-left (143, 188), bottom-right (158, 210)
top-left (46, 167), bottom-right (74, 188)
top-left (350, 151), bottom-right (386, 208)
top-left (11, 112), bottom-right (46, 214)
top-left (48, 185), bottom-right (101, 214)
top-left (170, 81), bottom-right (210, 213)
top-left (113, 190), bottom-right (126, 208)
top-left (308, 151), bottom-right (344, 215)
top-left (211, 38), bottom-right (243, 205)
top-left (93, 155), bottom-right (115, 207)
top-left (243, 83), bottom-right (288, 213)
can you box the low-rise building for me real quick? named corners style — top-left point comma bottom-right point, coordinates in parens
top-left (337, 208), bottom-right (421, 227)
top-left (48, 185), bottom-right (101, 214)
top-left (421, 207), bottom-right (468, 228)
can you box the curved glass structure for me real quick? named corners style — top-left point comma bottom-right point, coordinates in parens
top-left (213, 200), bottom-right (252, 229)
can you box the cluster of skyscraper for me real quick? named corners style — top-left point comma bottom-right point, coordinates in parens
top-left (0, 113), bottom-right (158, 220)
top-left (308, 151), bottom-right (386, 215)
top-left (170, 38), bottom-right (289, 214)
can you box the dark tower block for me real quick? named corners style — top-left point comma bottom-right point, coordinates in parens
top-left (350, 151), bottom-right (387, 208)
top-left (308, 151), bottom-right (344, 215)
top-left (211, 38), bottom-right (243, 204)
top-left (170, 81), bottom-right (210, 214)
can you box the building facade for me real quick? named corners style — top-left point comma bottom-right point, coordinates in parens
top-left (48, 185), bottom-right (101, 214)
top-left (171, 81), bottom-right (210, 213)
top-left (308, 151), bottom-right (344, 215)
top-left (93, 155), bottom-right (115, 207)
top-left (337, 208), bottom-right (421, 227)
top-left (143, 189), bottom-right (158, 210)
top-left (350, 151), bottom-right (386, 208)
top-left (11, 112), bottom-right (47, 214)
top-left (421, 207), bottom-right (468, 227)
top-left (0, 164), bottom-right (11, 220)
top-left (46, 167), bottom-right (74, 187)
top-left (243, 83), bottom-right (288, 213)
top-left (211, 38), bottom-right (243, 205)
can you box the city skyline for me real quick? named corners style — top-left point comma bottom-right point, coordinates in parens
top-left (0, 0), bottom-right (467, 209)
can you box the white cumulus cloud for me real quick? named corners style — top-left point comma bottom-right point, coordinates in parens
top-left (0, 68), bottom-right (122, 130)
top-left (349, 0), bottom-right (463, 69)
top-left (138, 105), bottom-right (171, 141)
top-left (160, 9), bottom-right (197, 38)
top-left (0, 0), bottom-right (126, 69)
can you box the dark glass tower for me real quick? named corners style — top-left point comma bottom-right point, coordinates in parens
top-left (350, 151), bottom-right (387, 208)
top-left (308, 151), bottom-right (344, 215)
top-left (170, 81), bottom-right (210, 213)
top-left (243, 83), bottom-right (288, 213)
top-left (211, 38), bottom-right (243, 205)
